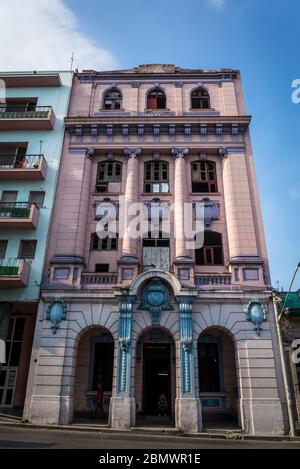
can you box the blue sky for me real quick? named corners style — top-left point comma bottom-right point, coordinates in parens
top-left (1, 0), bottom-right (299, 289)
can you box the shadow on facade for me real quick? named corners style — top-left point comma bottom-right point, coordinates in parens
top-left (198, 326), bottom-right (240, 429)
top-left (73, 326), bottom-right (114, 425)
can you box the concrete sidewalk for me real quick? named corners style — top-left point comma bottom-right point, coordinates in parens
top-left (0, 416), bottom-right (298, 443)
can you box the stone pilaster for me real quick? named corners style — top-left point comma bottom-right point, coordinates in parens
top-left (110, 293), bottom-right (136, 429)
top-left (172, 147), bottom-right (189, 260)
top-left (74, 147), bottom-right (94, 257)
top-left (175, 295), bottom-right (202, 433)
top-left (172, 148), bottom-right (194, 282)
top-left (221, 147), bottom-right (258, 259)
top-left (120, 148), bottom-right (141, 261)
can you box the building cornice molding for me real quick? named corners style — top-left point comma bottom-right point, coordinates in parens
top-left (40, 288), bottom-right (272, 303)
top-left (67, 143), bottom-right (247, 154)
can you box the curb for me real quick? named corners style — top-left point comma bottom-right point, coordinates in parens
top-left (0, 420), bottom-right (299, 443)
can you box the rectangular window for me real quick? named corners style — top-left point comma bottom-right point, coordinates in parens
top-left (0, 240), bottom-right (8, 259)
top-left (0, 317), bottom-right (26, 407)
top-left (18, 240), bottom-right (37, 259)
top-left (1, 191), bottom-right (17, 203)
top-left (73, 268), bottom-right (79, 282)
top-left (95, 264), bottom-right (109, 273)
top-left (0, 143), bottom-right (27, 167)
top-left (53, 268), bottom-right (70, 280)
top-left (29, 191), bottom-right (45, 208)
top-left (243, 268), bottom-right (259, 281)
top-left (1, 98), bottom-right (37, 112)
top-left (191, 161), bottom-right (217, 193)
top-left (91, 233), bottom-right (118, 251)
top-left (144, 162), bottom-right (169, 193)
top-left (234, 268), bottom-right (240, 282)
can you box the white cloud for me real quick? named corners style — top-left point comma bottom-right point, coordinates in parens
top-left (208, 0), bottom-right (225, 10)
top-left (0, 0), bottom-right (118, 71)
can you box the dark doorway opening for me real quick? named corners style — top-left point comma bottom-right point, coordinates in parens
top-left (143, 343), bottom-right (171, 416)
top-left (73, 329), bottom-right (114, 424)
top-left (198, 329), bottom-right (239, 430)
top-left (92, 341), bottom-right (114, 393)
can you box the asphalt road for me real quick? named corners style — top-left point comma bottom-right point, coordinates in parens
top-left (0, 426), bottom-right (299, 449)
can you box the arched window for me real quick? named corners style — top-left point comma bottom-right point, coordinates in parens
top-left (147, 88), bottom-right (166, 110)
top-left (191, 160), bottom-right (217, 193)
top-left (96, 161), bottom-right (122, 192)
top-left (191, 87), bottom-right (210, 109)
top-left (144, 161), bottom-right (169, 193)
top-left (195, 231), bottom-right (223, 265)
top-left (103, 88), bottom-right (122, 110)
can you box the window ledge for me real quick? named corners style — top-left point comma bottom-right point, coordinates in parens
top-left (100, 108), bottom-right (126, 112)
top-left (144, 108), bottom-right (171, 111)
top-left (92, 192), bottom-right (124, 196)
top-left (188, 107), bottom-right (215, 112)
top-left (142, 192), bottom-right (172, 196)
top-left (190, 192), bottom-right (221, 196)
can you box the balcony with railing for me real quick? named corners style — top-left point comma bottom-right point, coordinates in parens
top-left (195, 273), bottom-right (232, 288)
top-left (0, 202), bottom-right (40, 229)
top-left (0, 154), bottom-right (47, 180)
top-left (81, 272), bottom-right (118, 287)
top-left (0, 258), bottom-right (30, 288)
top-left (0, 105), bottom-right (55, 130)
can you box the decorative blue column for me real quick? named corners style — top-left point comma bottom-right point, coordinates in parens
top-left (177, 295), bottom-right (196, 397)
top-left (175, 294), bottom-right (201, 433)
top-left (116, 294), bottom-right (136, 395)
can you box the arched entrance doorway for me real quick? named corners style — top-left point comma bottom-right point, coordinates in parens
top-left (135, 327), bottom-right (175, 427)
top-left (73, 327), bottom-right (114, 424)
top-left (198, 327), bottom-right (239, 428)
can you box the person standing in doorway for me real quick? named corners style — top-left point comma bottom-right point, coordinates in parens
top-left (157, 393), bottom-right (168, 416)
top-left (94, 374), bottom-right (105, 419)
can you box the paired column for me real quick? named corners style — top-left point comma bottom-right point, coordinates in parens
top-left (110, 294), bottom-right (136, 430)
top-left (175, 295), bottom-right (202, 433)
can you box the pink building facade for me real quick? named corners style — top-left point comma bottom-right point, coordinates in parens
top-left (24, 65), bottom-right (286, 435)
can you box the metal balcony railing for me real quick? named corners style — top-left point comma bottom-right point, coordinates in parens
top-left (0, 105), bottom-right (52, 119)
top-left (0, 202), bottom-right (36, 218)
top-left (0, 154), bottom-right (43, 169)
top-left (0, 258), bottom-right (22, 275)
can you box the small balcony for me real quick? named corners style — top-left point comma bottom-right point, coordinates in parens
top-left (81, 272), bottom-right (118, 287)
top-left (0, 105), bottom-right (55, 130)
top-left (0, 154), bottom-right (47, 180)
top-left (0, 202), bottom-right (39, 229)
top-left (0, 258), bottom-right (30, 288)
top-left (195, 274), bottom-right (232, 288)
